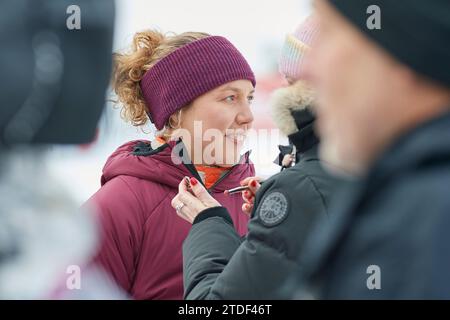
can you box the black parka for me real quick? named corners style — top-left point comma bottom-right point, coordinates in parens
top-left (182, 81), bottom-right (340, 299)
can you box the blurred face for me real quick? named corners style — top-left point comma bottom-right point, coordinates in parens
top-left (172, 79), bottom-right (255, 166)
top-left (303, 0), bottom-right (424, 176)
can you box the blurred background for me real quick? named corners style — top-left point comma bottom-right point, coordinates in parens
top-left (46, 0), bottom-right (313, 205)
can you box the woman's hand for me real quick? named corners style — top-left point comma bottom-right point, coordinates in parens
top-left (282, 154), bottom-right (294, 167)
top-left (171, 177), bottom-right (221, 224)
top-left (239, 177), bottom-right (262, 215)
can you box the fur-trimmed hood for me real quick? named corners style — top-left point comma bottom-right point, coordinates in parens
top-left (270, 80), bottom-right (315, 136)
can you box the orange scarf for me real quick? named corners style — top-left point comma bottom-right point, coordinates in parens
top-left (155, 136), bottom-right (231, 189)
top-left (195, 165), bottom-right (231, 189)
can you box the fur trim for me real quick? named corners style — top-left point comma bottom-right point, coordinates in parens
top-left (270, 80), bottom-right (315, 136)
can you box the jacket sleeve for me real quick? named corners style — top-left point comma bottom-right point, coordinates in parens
top-left (183, 207), bottom-right (243, 299)
top-left (183, 173), bottom-right (329, 299)
top-left (84, 176), bottom-right (144, 293)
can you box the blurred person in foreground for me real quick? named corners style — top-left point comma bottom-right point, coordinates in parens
top-left (294, 0), bottom-right (450, 298)
top-left (170, 15), bottom-right (340, 299)
top-left (0, 0), bottom-right (122, 298)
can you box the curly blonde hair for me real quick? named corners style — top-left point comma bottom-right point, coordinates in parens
top-left (111, 30), bottom-right (210, 128)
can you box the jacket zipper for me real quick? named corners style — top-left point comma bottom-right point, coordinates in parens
top-left (183, 162), bottom-right (206, 188)
top-left (207, 150), bottom-right (251, 193)
top-left (182, 162), bottom-right (231, 194)
top-left (207, 166), bottom-right (235, 193)
top-left (178, 137), bottom-right (251, 193)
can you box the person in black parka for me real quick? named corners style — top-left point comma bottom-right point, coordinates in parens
top-left (170, 16), bottom-right (341, 299)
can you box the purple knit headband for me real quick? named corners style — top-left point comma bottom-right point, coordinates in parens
top-left (140, 36), bottom-right (256, 130)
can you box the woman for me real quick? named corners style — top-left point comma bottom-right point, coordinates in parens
top-left (87, 30), bottom-right (256, 299)
top-left (173, 16), bottom-right (340, 299)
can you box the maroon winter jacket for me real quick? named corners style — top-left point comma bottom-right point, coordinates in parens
top-left (87, 139), bottom-right (253, 299)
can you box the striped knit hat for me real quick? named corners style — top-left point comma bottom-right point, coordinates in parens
top-left (279, 15), bottom-right (319, 81)
top-left (140, 36), bottom-right (255, 130)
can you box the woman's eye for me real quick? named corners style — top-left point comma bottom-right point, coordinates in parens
top-left (247, 95), bottom-right (254, 104)
top-left (224, 95), bottom-right (236, 103)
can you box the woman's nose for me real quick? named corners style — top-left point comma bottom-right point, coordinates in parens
top-left (236, 102), bottom-right (254, 126)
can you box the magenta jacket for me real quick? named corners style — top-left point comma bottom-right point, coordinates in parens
top-left (87, 139), bottom-right (252, 299)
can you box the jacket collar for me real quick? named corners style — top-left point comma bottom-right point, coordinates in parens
top-left (167, 138), bottom-right (253, 192)
top-left (288, 122), bottom-right (319, 154)
top-left (297, 144), bottom-right (320, 163)
top-left (366, 110), bottom-right (450, 189)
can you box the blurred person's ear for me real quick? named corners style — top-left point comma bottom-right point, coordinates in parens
top-left (0, 0), bottom-right (115, 146)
